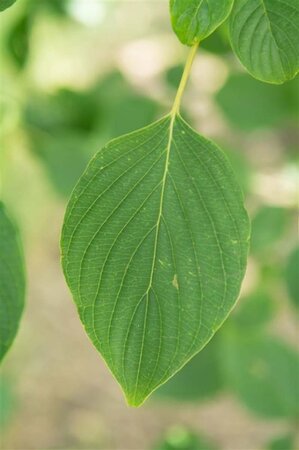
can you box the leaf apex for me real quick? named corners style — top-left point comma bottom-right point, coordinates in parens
top-left (124, 392), bottom-right (147, 408)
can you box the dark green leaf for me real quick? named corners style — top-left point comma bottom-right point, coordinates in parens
top-left (170, 0), bottom-right (234, 45)
top-left (229, 0), bottom-right (299, 84)
top-left (61, 114), bottom-right (249, 406)
top-left (165, 65), bottom-right (185, 90)
top-left (285, 246), bottom-right (299, 310)
top-left (200, 26), bottom-right (231, 55)
top-left (0, 203), bottom-right (25, 362)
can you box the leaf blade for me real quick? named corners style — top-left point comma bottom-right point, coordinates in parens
top-left (0, 0), bottom-right (17, 12)
top-left (229, 0), bottom-right (299, 84)
top-left (61, 115), bottom-right (249, 406)
top-left (170, 0), bottom-right (234, 45)
top-left (0, 202), bottom-right (25, 362)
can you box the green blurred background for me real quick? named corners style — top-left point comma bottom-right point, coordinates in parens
top-left (0, 1), bottom-right (298, 449)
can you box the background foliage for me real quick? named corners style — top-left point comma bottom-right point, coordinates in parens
top-left (0, 1), bottom-right (298, 449)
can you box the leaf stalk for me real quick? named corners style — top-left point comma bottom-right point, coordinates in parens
top-left (171, 42), bottom-right (199, 116)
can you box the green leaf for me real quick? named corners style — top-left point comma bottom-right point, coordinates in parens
top-left (24, 88), bottom-right (99, 135)
top-left (285, 246), bottom-right (299, 310)
top-left (216, 74), bottom-right (299, 131)
top-left (0, 0), bottom-right (16, 12)
top-left (229, 0), bottom-right (299, 84)
top-left (61, 113), bottom-right (249, 407)
top-left (221, 332), bottom-right (299, 418)
top-left (155, 334), bottom-right (223, 402)
top-left (154, 426), bottom-right (218, 450)
top-left (0, 203), bottom-right (25, 362)
top-left (24, 75), bottom-right (162, 197)
top-left (93, 71), bottom-right (162, 138)
top-left (233, 290), bottom-right (275, 331)
top-left (5, 12), bottom-right (31, 69)
top-left (201, 26), bottom-right (232, 55)
top-left (266, 433), bottom-right (296, 450)
top-left (170, 0), bottom-right (234, 46)
top-left (251, 206), bottom-right (288, 254)
top-left (0, 377), bottom-right (15, 430)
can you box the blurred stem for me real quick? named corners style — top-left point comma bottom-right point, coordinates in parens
top-left (171, 42), bottom-right (199, 116)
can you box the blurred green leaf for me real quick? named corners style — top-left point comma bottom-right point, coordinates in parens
top-left (216, 74), bottom-right (299, 131)
top-left (38, 0), bottom-right (70, 16)
top-left (251, 206), bottom-right (288, 254)
top-left (154, 426), bottom-right (217, 450)
top-left (155, 335), bottom-right (223, 402)
top-left (94, 71), bottom-right (162, 137)
top-left (0, 203), bottom-right (25, 362)
top-left (221, 147), bottom-right (250, 195)
top-left (5, 11), bottom-right (31, 68)
top-left (221, 332), bottom-right (299, 418)
top-left (0, 377), bottom-right (15, 430)
top-left (24, 88), bottom-right (100, 196)
top-left (25, 88), bottom-right (99, 135)
top-left (165, 64), bottom-right (184, 91)
top-left (24, 73), bottom-right (162, 196)
top-left (0, 0), bottom-right (16, 12)
top-left (31, 132), bottom-right (95, 197)
top-left (201, 26), bottom-right (231, 55)
top-left (233, 291), bottom-right (275, 331)
top-left (266, 433), bottom-right (296, 450)
top-left (285, 247), bottom-right (299, 310)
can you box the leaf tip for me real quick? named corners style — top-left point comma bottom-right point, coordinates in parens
top-left (124, 389), bottom-right (151, 408)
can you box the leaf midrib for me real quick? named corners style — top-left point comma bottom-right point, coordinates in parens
top-left (131, 113), bottom-right (175, 402)
top-left (146, 113), bottom-right (174, 291)
top-left (259, 0), bottom-right (287, 77)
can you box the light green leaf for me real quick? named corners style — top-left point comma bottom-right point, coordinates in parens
top-left (0, 0), bottom-right (16, 12)
top-left (154, 426), bottom-right (218, 450)
top-left (170, 0), bottom-right (234, 46)
top-left (0, 377), bottom-right (15, 430)
top-left (61, 114), bottom-right (249, 407)
top-left (233, 290), bottom-right (275, 331)
top-left (285, 246), bottom-right (299, 310)
top-left (229, 0), bottom-right (299, 84)
top-left (0, 202), bottom-right (25, 362)
top-left (251, 206), bottom-right (288, 254)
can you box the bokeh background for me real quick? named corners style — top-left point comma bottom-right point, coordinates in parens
top-left (0, 1), bottom-right (298, 449)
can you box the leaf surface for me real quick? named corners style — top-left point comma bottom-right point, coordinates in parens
top-left (170, 0), bottom-right (234, 45)
top-left (229, 0), bottom-right (299, 84)
top-left (0, 0), bottom-right (16, 12)
top-left (61, 114), bottom-right (249, 406)
top-left (0, 202), bottom-right (25, 361)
